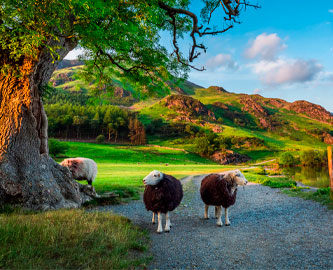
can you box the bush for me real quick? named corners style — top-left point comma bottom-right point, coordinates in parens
top-left (48, 138), bottom-right (69, 157)
top-left (96, 134), bottom-right (105, 143)
top-left (300, 150), bottom-right (327, 167)
top-left (279, 152), bottom-right (297, 166)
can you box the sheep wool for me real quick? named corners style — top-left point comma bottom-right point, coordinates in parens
top-left (60, 157), bottom-right (97, 185)
top-left (200, 173), bottom-right (237, 209)
top-left (143, 174), bottom-right (183, 214)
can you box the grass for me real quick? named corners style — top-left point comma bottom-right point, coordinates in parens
top-left (243, 171), bottom-right (297, 188)
top-left (282, 187), bottom-right (333, 210)
top-left (60, 141), bottom-right (234, 199)
top-left (243, 168), bottom-right (333, 209)
top-left (0, 209), bottom-right (151, 269)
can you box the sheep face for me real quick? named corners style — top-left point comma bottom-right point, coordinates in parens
top-left (143, 170), bottom-right (164, 186)
top-left (229, 170), bottom-right (248, 186)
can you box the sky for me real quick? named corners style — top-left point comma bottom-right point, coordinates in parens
top-left (65, 0), bottom-right (333, 112)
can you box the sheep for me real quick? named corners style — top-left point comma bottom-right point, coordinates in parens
top-left (200, 169), bottom-right (248, 227)
top-left (60, 157), bottom-right (97, 185)
top-left (143, 170), bottom-right (183, 233)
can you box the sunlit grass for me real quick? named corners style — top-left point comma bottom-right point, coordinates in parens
top-left (0, 209), bottom-right (150, 269)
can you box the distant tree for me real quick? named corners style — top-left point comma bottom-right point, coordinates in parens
top-left (279, 152), bottom-right (297, 167)
top-left (300, 150), bottom-right (327, 167)
top-left (129, 117), bottom-right (146, 145)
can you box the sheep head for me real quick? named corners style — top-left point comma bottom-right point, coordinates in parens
top-left (225, 169), bottom-right (248, 186)
top-left (143, 170), bottom-right (164, 186)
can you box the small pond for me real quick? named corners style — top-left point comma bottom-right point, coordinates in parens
top-left (281, 167), bottom-right (330, 188)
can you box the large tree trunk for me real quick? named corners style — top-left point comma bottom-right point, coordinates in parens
top-left (0, 38), bottom-right (96, 210)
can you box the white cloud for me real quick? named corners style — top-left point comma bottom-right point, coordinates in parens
top-left (329, 9), bottom-right (333, 13)
top-left (205, 54), bottom-right (238, 70)
top-left (245, 33), bottom-right (287, 60)
top-left (249, 58), bottom-right (322, 85)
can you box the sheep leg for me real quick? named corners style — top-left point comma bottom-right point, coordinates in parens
top-left (204, 204), bottom-right (209, 219)
top-left (157, 212), bottom-right (163, 233)
top-left (214, 206), bottom-right (218, 219)
top-left (165, 212), bottom-right (171, 232)
top-left (225, 208), bottom-right (231, 226)
top-left (152, 212), bottom-right (156, 224)
top-left (216, 206), bottom-right (222, 227)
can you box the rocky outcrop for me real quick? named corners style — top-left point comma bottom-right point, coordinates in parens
top-left (285, 100), bottom-right (333, 124)
top-left (56, 59), bottom-right (84, 69)
top-left (240, 97), bottom-right (279, 130)
top-left (213, 101), bottom-right (229, 110)
top-left (207, 86), bottom-right (228, 93)
top-left (211, 150), bottom-right (250, 165)
top-left (51, 72), bottom-right (75, 86)
top-left (164, 95), bottom-right (216, 121)
top-left (323, 133), bottom-right (333, 144)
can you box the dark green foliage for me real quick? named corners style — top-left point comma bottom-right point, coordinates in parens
top-left (96, 134), bottom-right (105, 144)
top-left (145, 118), bottom-right (164, 135)
top-left (45, 104), bottom-right (128, 140)
top-left (43, 87), bottom-right (89, 106)
top-left (48, 139), bottom-right (69, 157)
top-left (194, 133), bottom-right (220, 157)
top-left (300, 150), bottom-right (327, 167)
top-left (129, 116), bottom-right (146, 145)
top-left (230, 136), bottom-right (265, 149)
top-left (279, 152), bottom-right (298, 166)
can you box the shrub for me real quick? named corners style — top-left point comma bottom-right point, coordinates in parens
top-left (96, 134), bottom-right (105, 143)
top-left (48, 138), bottom-right (69, 157)
top-left (279, 152), bottom-right (297, 167)
top-left (300, 150), bottom-right (327, 167)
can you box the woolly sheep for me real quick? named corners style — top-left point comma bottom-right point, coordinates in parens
top-left (143, 170), bottom-right (183, 233)
top-left (200, 169), bottom-right (247, 227)
top-left (60, 157), bottom-right (97, 185)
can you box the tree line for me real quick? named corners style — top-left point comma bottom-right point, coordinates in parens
top-left (45, 104), bottom-right (145, 144)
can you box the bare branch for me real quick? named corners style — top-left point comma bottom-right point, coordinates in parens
top-left (158, 0), bottom-right (259, 71)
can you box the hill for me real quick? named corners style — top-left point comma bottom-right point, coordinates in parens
top-left (45, 61), bottom-right (333, 162)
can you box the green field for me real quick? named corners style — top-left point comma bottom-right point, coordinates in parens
top-left (61, 141), bottom-right (236, 196)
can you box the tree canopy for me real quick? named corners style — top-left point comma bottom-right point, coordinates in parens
top-left (1, 0), bottom-right (258, 95)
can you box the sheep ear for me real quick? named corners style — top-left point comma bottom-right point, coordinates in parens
top-left (158, 173), bottom-right (160, 177)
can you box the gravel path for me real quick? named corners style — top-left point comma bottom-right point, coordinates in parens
top-left (97, 175), bottom-right (333, 270)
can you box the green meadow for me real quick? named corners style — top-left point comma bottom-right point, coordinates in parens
top-left (61, 141), bottom-right (236, 196)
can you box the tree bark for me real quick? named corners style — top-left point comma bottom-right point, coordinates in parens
top-left (0, 38), bottom-right (96, 210)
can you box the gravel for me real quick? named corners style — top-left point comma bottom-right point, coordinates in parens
top-left (97, 174), bottom-right (333, 270)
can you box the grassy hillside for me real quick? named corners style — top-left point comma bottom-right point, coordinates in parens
top-left (48, 62), bottom-right (332, 164)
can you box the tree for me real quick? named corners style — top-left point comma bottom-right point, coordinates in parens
top-left (0, 0), bottom-right (257, 210)
top-left (279, 152), bottom-right (297, 167)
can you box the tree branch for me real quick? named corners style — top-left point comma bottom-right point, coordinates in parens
top-left (158, 0), bottom-right (259, 70)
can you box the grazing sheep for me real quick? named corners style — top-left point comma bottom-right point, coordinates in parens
top-left (200, 169), bottom-right (248, 227)
top-left (60, 158), bottom-right (97, 185)
top-left (143, 170), bottom-right (183, 233)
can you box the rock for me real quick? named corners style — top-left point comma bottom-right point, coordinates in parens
top-left (285, 100), bottom-right (333, 124)
top-left (240, 96), bottom-right (279, 130)
top-left (164, 94), bottom-right (216, 121)
top-left (210, 150), bottom-right (250, 165)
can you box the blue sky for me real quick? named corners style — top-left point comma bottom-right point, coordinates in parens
top-left (186, 0), bottom-right (333, 112)
top-left (66, 1), bottom-right (333, 111)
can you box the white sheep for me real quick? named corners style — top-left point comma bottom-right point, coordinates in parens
top-left (60, 157), bottom-right (97, 185)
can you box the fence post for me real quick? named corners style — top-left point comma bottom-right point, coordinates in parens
top-left (328, 146), bottom-right (333, 201)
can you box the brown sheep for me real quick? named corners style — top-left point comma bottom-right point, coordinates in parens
top-left (200, 170), bottom-right (247, 227)
top-left (143, 170), bottom-right (183, 233)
